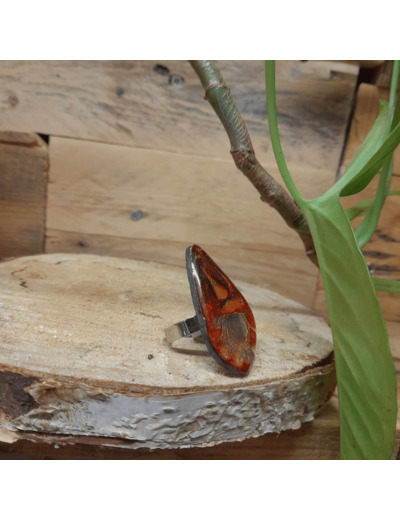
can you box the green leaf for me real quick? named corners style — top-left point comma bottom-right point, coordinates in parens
top-left (265, 60), bottom-right (398, 459)
top-left (333, 111), bottom-right (400, 198)
top-left (334, 61), bottom-right (400, 201)
top-left (393, 88), bottom-right (400, 130)
top-left (372, 278), bottom-right (400, 293)
top-left (345, 198), bottom-right (374, 221)
top-left (352, 61), bottom-right (400, 248)
top-left (354, 156), bottom-right (393, 248)
top-left (345, 190), bottom-right (400, 221)
top-left (334, 100), bottom-right (390, 197)
top-left (302, 197), bottom-right (397, 459)
top-left (265, 60), bottom-right (303, 205)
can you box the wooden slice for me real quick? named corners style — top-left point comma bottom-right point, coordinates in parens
top-left (0, 253), bottom-right (335, 450)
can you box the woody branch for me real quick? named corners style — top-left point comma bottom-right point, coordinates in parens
top-left (189, 60), bottom-right (317, 266)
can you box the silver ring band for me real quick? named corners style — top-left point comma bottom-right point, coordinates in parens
top-left (164, 315), bottom-right (202, 344)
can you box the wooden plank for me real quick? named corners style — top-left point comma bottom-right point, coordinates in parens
top-left (313, 84), bottom-right (400, 322)
top-left (0, 60), bottom-right (358, 172)
top-left (45, 137), bottom-right (340, 307)
top-left (0, 132), bottom-right (48, 258)
top-left (375, 61), bottom-right (399, 89)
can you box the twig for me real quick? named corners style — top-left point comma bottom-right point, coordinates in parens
top-left (189, 60), bottom-right (317, 265)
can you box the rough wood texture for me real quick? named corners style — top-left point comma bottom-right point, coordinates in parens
top-left (313, 84), bottom-right (400, 322)
top-left (0, 253), bottom-right (336, 451)
top-left (375, 61), bottom-right (398, 89)
top-left (0, 399), bottom-right (343, 459)
top-left (0, 61), bottom-right (358, 171)
top-left (0, 132), bottom-right (48, 258)
top-left (44, 137), bottom-right (339, 308)
top-left (1, 61), bottom-right (358, 314)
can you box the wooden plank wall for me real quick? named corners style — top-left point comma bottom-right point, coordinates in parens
top-left (0, 132), bottom-right (48, 258)
top-left (0, 60), bottom-right (359, 309)
top-left (0, 60), bottom-right (357, 171)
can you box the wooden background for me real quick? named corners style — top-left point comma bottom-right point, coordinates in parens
top-left (0, 60), bottom-right (399, 459)
top-left (0, 60), bottom-right (359, 307)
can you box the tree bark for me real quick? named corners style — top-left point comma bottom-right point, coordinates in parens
top-left (189, 60), bottom-right (317, 265)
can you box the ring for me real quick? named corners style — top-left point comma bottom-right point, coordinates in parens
top-left (164, 244), bottom-right (256, 376)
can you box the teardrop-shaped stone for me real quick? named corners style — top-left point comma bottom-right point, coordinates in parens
top-left (186, 244), bottom-right (256, 375)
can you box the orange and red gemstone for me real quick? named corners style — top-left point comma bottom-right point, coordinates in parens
top-left (186, 244), bottom-right (256, 375)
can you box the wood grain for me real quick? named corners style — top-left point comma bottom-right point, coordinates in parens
top-left (0, 253), bottom-right (336, 451)
top-left (44, 137), bottom-right (340, 307)
top-left (45, 231), bottom-right (319, 310)
top-left (0, 132), bottom-right (48, 258)
top-left (0, 60), bottom-right (358, 171)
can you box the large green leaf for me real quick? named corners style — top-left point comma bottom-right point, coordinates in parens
top-left (265, 60), bottom-right (398, 459)
top-left (302, 196), bottom-right (397, 459)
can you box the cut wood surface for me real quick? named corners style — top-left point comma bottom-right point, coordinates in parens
top-left (0, 132), bottom-right (48, 258)
top-left (312, 84), bottom-right (400, 323)
top-left (0, 253), bottom-right (336, 451)
top-left (0, 60), bottom-right (358, 171)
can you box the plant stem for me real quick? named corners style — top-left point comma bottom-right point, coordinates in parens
top-left (388, 60), bottom-right (400, 116)
top-left (265, 61), bottom-right (303, 205)
top-left (189, 60), bottom-right (317, 265)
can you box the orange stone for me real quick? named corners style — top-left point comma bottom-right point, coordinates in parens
top-left (186, 244), bottom-right (256, 375)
